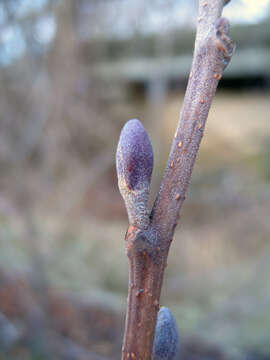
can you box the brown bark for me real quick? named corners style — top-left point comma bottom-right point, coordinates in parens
top-left (121, 1), bottom-right (235, 359)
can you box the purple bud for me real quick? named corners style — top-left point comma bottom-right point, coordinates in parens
top-left (116, 119), bottom-right (153, 190)
top-left (116, 119), bottom-right (153, 229)
top-left (153, 307), bottom-right (180, 360)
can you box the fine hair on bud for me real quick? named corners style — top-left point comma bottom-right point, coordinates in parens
top-left (153, 307), bottom-right (180, 360)
top-left (116, 119), bottom-right (153, 229)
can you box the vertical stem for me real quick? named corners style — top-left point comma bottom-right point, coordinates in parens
top-left (120, 1), bottom-right (234, 359)
top-left (122, 225), bottom-right (167, 360)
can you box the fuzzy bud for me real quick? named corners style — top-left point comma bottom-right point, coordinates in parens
top-left (214, 17), bottom-right (235, 70)
top-left (116, 119), bottom-right (153, 229)
top-left (153, 307), bottom-right (180, 360)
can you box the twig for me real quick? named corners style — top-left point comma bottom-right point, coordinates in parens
top-left (117, 1), bottom-right (235, 359)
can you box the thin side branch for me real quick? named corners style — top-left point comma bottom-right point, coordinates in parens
top-left (120, 1), bottom-right (235, 359)
top-left (151, 15), bottom-right (235, 239)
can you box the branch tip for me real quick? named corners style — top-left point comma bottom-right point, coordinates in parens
top-left (214, 17), bottom-right (235, 69)
top-left (116, 119), bottom-right (153, 229)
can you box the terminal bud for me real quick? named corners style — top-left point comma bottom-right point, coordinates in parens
top-left (116, 119), bottom-right (153, 229)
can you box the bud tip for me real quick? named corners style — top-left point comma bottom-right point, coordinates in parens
top-left (153, 307), bottom-right (180, 360)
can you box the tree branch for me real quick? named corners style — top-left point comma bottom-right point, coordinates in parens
top-left (118, 1), bottom-right (235, 359)
top-left (151, 13), bottom-right (235, 240)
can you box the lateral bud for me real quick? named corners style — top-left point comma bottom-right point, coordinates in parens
top-left (153, 307), bottom-right (180, 360)
top-left (116, 119), bottom-right (154, 229)
top-left (214, 17), bottom-right (235, 70)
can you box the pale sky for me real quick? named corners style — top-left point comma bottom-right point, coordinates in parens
top-left (91, 0), bottom-right (270, 39)
top-left (224, 0), bottom-right (270, 23)
top-left (0, 0), bottom-right (270, 65)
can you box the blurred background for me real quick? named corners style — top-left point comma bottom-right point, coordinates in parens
top-left (0, 0), bottom-right (270, 359)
